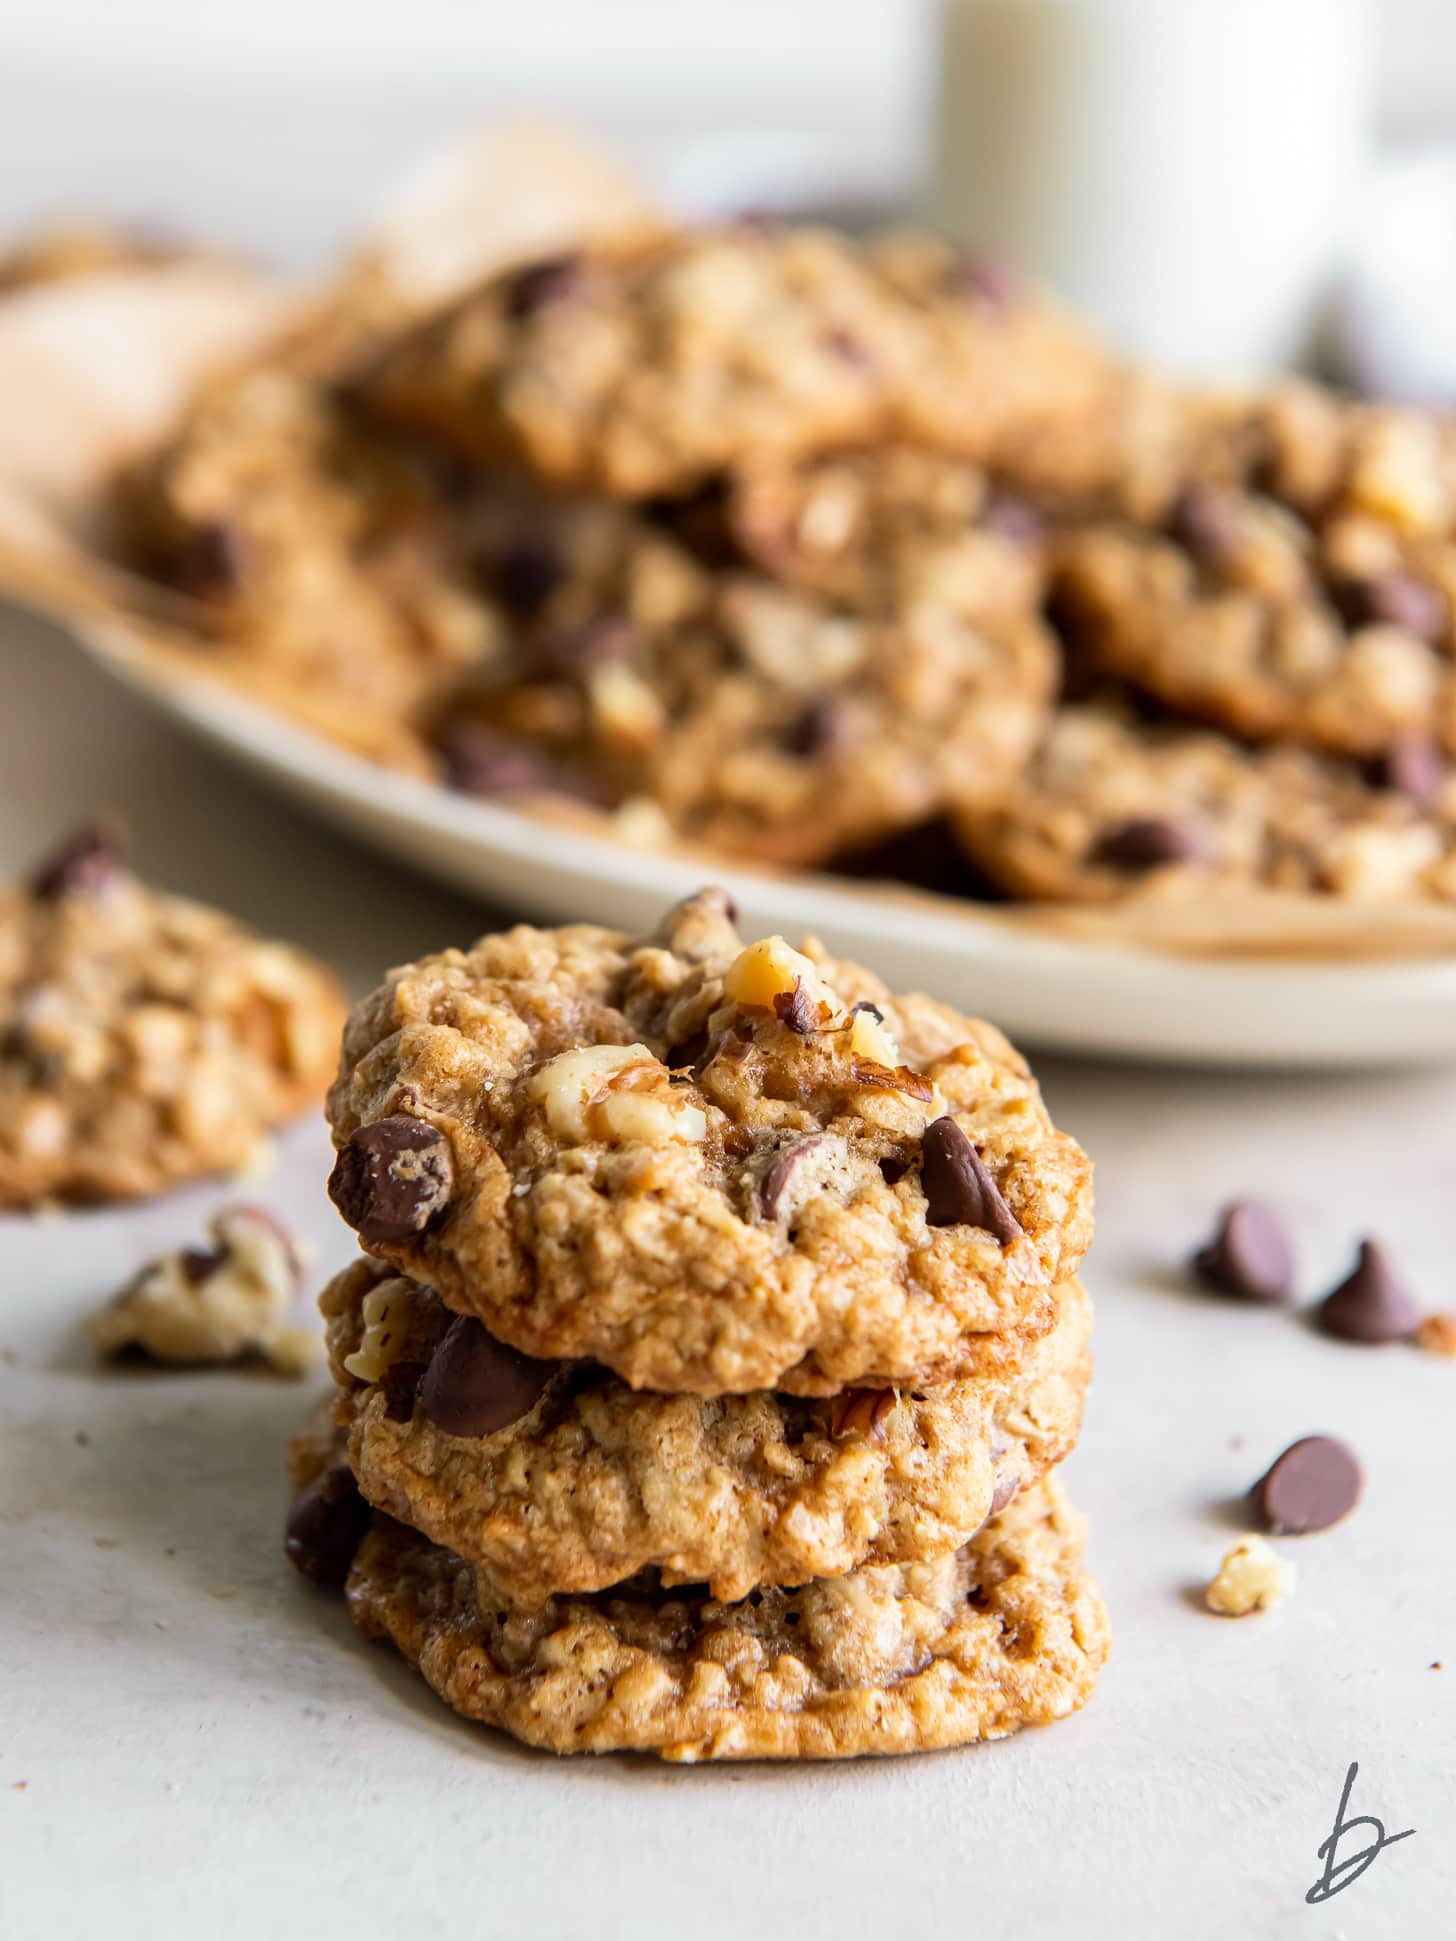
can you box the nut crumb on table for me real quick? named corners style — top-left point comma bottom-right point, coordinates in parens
top-left (1206, 1535), bottom-right (1295, 1616)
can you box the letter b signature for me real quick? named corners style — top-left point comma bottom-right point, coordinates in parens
top-left (1306, 1761), bottom-right (1415, 1904)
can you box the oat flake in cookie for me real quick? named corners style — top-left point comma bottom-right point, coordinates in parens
top-left (326, 892), bottom-right (1093, 1395)
top-left (344, 1475), bottom-right (1108, 1761)
top-left (0, 827), bottom-right (347, 1207)
top-left (321, 1260), bottom-right (1092, 1607)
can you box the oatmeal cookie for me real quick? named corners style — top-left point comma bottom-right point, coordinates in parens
top-left (321, 1258), bottom-right (1091, 1605)
top-left (958, 706), bottom-right (1456, 904)
top-left (343, 1473), bottom-right (1107, 1760)
top-left (435, 450), bottom-right (1058, 864)
top-left (1055, 382), bottom-right (1456, 758)
top-left (0, 825), bottom-right (346, 1206)
top-left (325, 891), bottom-right (1093, 1395)
top-left (361, 224), bottom-right (1121, 498)
top-left (115, 362), bottom-right (502, 771)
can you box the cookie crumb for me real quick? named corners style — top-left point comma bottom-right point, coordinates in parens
top-left (89, 1204), bottom-right (317, 1374)
top-left (1205, 1534), bottom-right (1295, 1616)
top-left (1416, 1312), bottom-right (1456, 1358)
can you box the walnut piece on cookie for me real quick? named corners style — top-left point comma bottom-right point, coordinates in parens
top-left (1205, 1535), bottom-right (1295, 1616)
top-left (91, 1204), bottom-right (316, 1373)
top-left (325, 891), bottom-right (1093, 1395)
top-left (0, 824), bottom-right (347, 1207)
top-left (344, 1474), bottom-right (1108, 1760)
top-left (317, 1259), bottom-right (1092, 1607)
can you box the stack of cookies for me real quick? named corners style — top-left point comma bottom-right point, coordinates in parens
top-left (288, 890), bottom-right (1107, 1761)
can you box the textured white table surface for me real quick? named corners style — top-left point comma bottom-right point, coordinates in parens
top-left (1, 603), bottom-right (1453, 1940)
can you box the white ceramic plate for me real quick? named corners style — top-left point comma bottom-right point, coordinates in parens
top-left (68, 616), bottom-right (1456, 1069)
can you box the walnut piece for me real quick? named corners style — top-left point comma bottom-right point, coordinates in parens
top-left (91, 1204), bottom-right (314, 1374)
top-left (1205, 1534), bottom-right (1295, 1616)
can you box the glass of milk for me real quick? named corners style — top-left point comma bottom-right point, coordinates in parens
top-left (926, 0), bottom-right (1376, 377)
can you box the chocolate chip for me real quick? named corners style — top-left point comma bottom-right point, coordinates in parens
top-left (1334, 572), bottom-right (1446, 644)
top-left (981, 492), bottom-right (1045, 545)
top-left (1380, 735), bottom-right (1446, 811)
top-left (1192, 1201), bottom-right (1295, 1302)
top-left (29, 821), bottom-right (127, 901)
top-left (166, 521), bottom-right (243, 599)
top-left (1092, 816), bottom-right (1203, 873)
top-left (1167, 485), bottom-right (1240, 567)
top-left (919, 1118), bottom-right (1022, 1243)
top-left (328, 1118), bottom-right (453, 1245)
top-left (437, 722), bottom-right (591, 801)
top-left (988, 1466), bottom-right (1022, 1517)
top-left (772, 979), bottom-right (817, 1035)
top-left (953, 255), bottom-right (1016, 313)
top-left (418, 1315), bottom-right (554, 1438)
top-left (178, 1248), bottom-right (221, 1287)
top-left (529, 616), bottom-right (635, 680)
top-left (1316, 1238), bottom-right (1422, 1343)
top-left (505, 253), bottom-right (583, 320)
top-left (786, 696), bottom-right (854, 758)
top-left (491, 538), bottom-right (563, 617)
top-left (1250, 1435), bottom-right (1363, 1535)
top-left (760, 1134), bottom-right (832, 1219)
top-left (824, 327), bottom-right (874, 369)
top-left (850, 1001), bottom-right (885, 1023)
top-left (827, 1388), bottom-right (896, 1443)
top-left (284, 1465), bottom-right (370, 1587)
top-left (878, 1154), bottom-right (908, 1187)
top-left (380, 1358), bottom-right (426, 1423)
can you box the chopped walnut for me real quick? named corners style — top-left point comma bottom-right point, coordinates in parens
top-left (90, 1204), bottom-right (315, 1374)
top-left (1205, 1535), bottom-right (1295, 1616)
top-left (527, 1042), bottom-right (706, 1144)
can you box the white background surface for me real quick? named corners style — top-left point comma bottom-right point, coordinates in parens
top-left (2, 602), bottom-right (1454, 1938)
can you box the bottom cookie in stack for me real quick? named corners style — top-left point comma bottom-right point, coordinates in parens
top-left (286, 1265), bottom-right (1108, 1762)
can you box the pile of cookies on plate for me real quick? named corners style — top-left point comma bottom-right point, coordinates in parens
top-left (115, 219), bottom-right (1456, 911)
top-left (287, 888), bottom-right (1108, 1761)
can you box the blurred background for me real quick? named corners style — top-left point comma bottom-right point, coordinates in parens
top-left (0, 0), bottom-right (1450, 262)
top-left (4, 0), bottom-right (1456, 389)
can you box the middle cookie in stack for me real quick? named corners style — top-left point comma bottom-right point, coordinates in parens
top-left (316, 889), bottom-right (1106, 1759)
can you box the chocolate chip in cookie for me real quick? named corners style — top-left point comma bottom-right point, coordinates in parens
top-left (1380, 734), bottom-right (1446, 811)
top-left (1316, 1238), bottom-right (1422, 1343)
top-left (1192, 1201), bottom-right (1295, 1302)
top-left (786, 695), bottom-right (855, 758)
top-left (29, 820), bottom-right (127, 901)
top-left (760, 1134), bottom-right (832, 1219)
top-left (920, 1118), bottom-right (1021, 1243)
top-left (490, 536), bottom-right (564, 617)
top-left (1091, 815), bottom-right (1203, 873)
top-left (504, 253), bottom-right (584, 320)
top-left (418, 1315), bottom-right (555, 1438)
top-left (1333, 571), bottom-right (1446, 644)
top-left (1250, 1435), bottom-right (1363, 1536)
top-left (329, 1117), bottom-right (454, 1245)
top-left (284, 1464), bottom-right (371, 1587)
top-left (1166, 484), bottom-right (1241, 567)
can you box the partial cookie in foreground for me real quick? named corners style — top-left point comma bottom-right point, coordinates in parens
top-left (322, 1259), bottom-right (1091, 1605)
top-left (344, 1474), bottom-right (1107, 1760)
top-left (325, 891), bottom-right (1094, 1395)
top-left (435, 446), bottom-right (1058, 865)
top-left (361, 224), bottom-right (1120, 498)
top-left (957, 706), bottom-right (1456, 904)
top-left (1054, 384), bottom-right (1456, 759)
top-left (0, 825), bottom-right (346, 1207)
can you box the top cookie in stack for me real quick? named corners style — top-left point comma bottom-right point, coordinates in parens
top-left (303, 890), bottom-right (1105, 1760)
